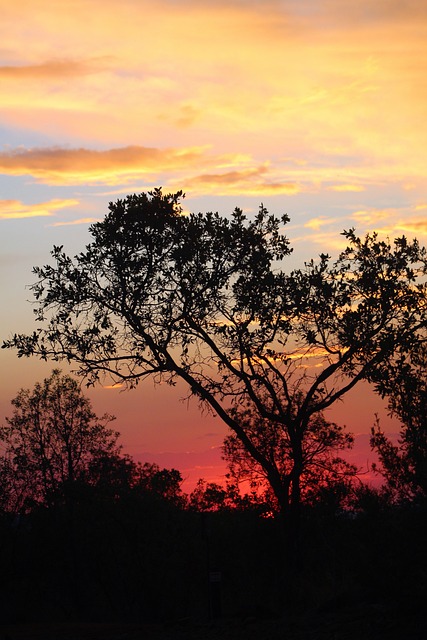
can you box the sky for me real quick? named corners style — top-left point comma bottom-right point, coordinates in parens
top-left (1, 0), bottom-right (426, 490)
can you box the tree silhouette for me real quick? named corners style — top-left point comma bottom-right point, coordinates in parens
top-left (3, 190), bottom-right (427, 535)
top-left (0, 369), bottom-right (119, 511)
top-left (223, 395), bottom-right (356, 514)
top-left (371, 343), bottom-right (427, 500)
top-left (188, 478), bottom-right (230, 512)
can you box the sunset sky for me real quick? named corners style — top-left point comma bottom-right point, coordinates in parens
top-left (1, 0), bottom-right (426, 489)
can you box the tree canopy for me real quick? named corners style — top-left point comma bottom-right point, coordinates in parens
top-left (223, 399), bottom-right (356, 514)
top-left (3, 189), bottom-right (427, 519)
top-left (371, 343), bottom-right (427, 501)
top-left (0, 369), bottom-right (119, 511)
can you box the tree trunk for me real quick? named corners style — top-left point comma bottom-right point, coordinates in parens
top-left (273, 471), bottom-right (303, 608)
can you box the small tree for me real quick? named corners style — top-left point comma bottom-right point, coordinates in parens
top-left (188, 479), bottom-right (230, 512)
top-left (223, 397), bottom-right (356, 514)
top-left (86, 455), bottom-right (185, 507)
top-left (371, 344), bottom-right (427, 501)
top-left (3, 190), bottom-right (426, 535)
top-left (0, 370), bottom-right (120, 511)
top-left (133, 462), bottom-right (185, 506)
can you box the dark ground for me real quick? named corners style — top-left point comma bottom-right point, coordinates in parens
top-left (1, 603), bottom-right (426, 640)
top-left (1, 493), bottom-right (426, 639)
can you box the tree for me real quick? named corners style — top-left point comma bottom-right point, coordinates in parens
top-left (3, 189), bottom-right (427, 529)
top-left (86, 454), bottom-right (185, 505)
top-left (370, 343), bottom-right (427, 501)
top-left (133, 461), bottom-right (185, 506)
top-left (0, 370), bottom-right (120, 511)
top-left (187, 479), bottom-right (230, 512)
top-left (223, 396), bottom-right (356, 514)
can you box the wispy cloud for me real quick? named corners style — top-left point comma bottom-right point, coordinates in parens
top-left (0, 145), bottom-right (213, 186)
top-left (292, 230), bottom-right (351, 253)
top-left (0, 57), bottom-right (110, 79)
top-left (1, 0), bottom-right (426, 187)
top-left (49, 217), bottom-right (101, 227)
top-left (328, 184), bottom-right (365, 192)
top-left (304, 217), bottom-right (338, 231)
top-left (350, 207), bottom-right (427, 239)
top-left (351, 209), bottom-right (397, 225)
top-left (0, 145), bottom-right (304, 195)
top-left (0, 198), bottom-right (79, 220)
top-left (180, 166), bottom-right (302, 196)
top-left (394, 218), bottom-right (427, 236)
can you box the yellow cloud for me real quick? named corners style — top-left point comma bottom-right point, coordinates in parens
top-left (291, 231), bottom-right (351, 254)
top-left (349, 208), bottom-right (427, 240)
top-left (352, 209), bottom-right (396, 225)
top-left (0, 0), bottom-right (427, 191)
top-left (0, 198), bottom-right (79, 220)
top-left (304, 217), bottom-right (338, 231)
top-left (328, 185), bottom-right (365, 192)
top-left (49, 217), bottom-right (101, 227)
top-left (394, 219), bottom-right (427, 236)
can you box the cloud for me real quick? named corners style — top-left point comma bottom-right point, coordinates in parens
top-left (180, 166), bottom-right (302, 196)
top-left (304, 217), bottom-right (338, 231)
top-left (49, 217), bottom-right (101, 227)
top-left (292, 230), bottom-right (351, 253)
top-left (328, 184), bottom-right (365, 192)
top-left (1, 0), bottom-right (426, 192)
top-left (318, 0), bottom-right (427, 25)
top-left (394, 219), bottom-right (427, 236)
top-left (174, 104), bottom-right (201, 129)
top-left (348, 206), bottom-right (427, 241)
top-left (351, 209), bottom-right (396, 225)
top-left (0, 198), bottom-right (79, 220)
top-left (0, 145), bottom-right (303, 195)
top-left (0, 57), bottom-right (110, 79)
top-left (0, 145), bottom-right (212, 186)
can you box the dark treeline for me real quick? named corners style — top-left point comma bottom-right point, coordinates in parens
top-left (0, 374), bottom-right (426, 638)
top-left (0, 463), bottom-right (426, 638)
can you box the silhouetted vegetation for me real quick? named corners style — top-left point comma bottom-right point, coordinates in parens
top-left (0, 370), bottom-right (120, 513)
top-left (4, 190), bottom-right (426, 553)
top-left (0, 459), bottom-right (426, 638)
top-left (371, 344), bottom-right (427, 503)
top-left (0, 374), bottom-right (427, 638)
top-left (1, 190), bottom-right (427, 636)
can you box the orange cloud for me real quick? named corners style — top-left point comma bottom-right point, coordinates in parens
top-left (0, 0), bottom-right (425, 194)
top-left (0, 57), bottom-right (110, 79)
top-left (49, 218), bottom-right (101, 227)
top-left (0, 1), bottom-right (426, 197)
top-left (0, 145), bottom-right (212, 186)
top-left (0, 198), bottom-right (79, 220)
top-left (180, 167), bottom-right (301, 196)
top-left (0, 145), bottom-right (303, 195)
